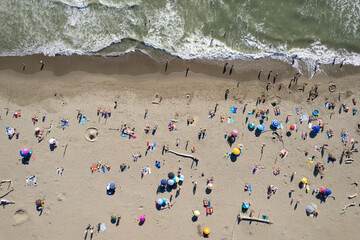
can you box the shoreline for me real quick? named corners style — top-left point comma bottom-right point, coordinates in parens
top-left (0, 51), bottom-right (360, 80)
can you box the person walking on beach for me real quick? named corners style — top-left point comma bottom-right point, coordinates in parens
top-left (165, 60), bottom-right (168, 72)
top-left (225, 89), bottom-right (229, 100)
top-left (229, 65), bottom-right (233, 75)
top-left (40, 60), bottom-right (45, 71)
top-left (292, 55), bottom-right (297, 65)
top-left (210, 38), bottom-right (213, 46)
top-left (314, 61), bottom-right (319, 73)
top-left (22, 63), bottom-right (25, 71)
top-left (185, 65), bottom-right (190, 77)
top-left (223, 62), bottom-right (228, 74)
top-left (258, 69), bottom-right (263, 80)
top-left (332, 57), bottom-right (336, 65)
top-left (273, 73), bottom-right (278, 84)
top-left (340, 59), bottom-right (346, 68)
top-left (202, 129), bottom-right (206, 139)
top-left (267, 70), bottom-right (272, 81)
top-left (114, 101), bottom-right (118, 109)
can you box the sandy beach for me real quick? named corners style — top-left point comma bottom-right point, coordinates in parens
top-left (0, 53), bottom-right (359, 240)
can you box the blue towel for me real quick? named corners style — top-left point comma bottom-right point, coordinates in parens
top-left (230, 107), bottom-right (238, 113)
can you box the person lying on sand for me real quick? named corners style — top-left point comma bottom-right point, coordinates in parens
top-left (133, 153), bottom-right (142, 162)
top-left (1, 199), bottom-right (15, 207)
top-left (120, 163), bottom-right (130, 172)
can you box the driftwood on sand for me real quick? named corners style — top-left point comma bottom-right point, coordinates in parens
top-left (237, 215), bottom-right (273, 224)
top-left (341, 203), bottom-right (356, 214)
top-left (348, 193), bottom-right (357, 199)
top-left (167, 150), bottom-right (199, 162)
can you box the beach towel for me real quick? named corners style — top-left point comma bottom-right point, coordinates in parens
top-left (61, 120), bottom-right (69, 127)
top-left (307, 157), bottom-right (314, 165)
top-left (230, 107), bottom-right (237, 114)
top-left (300, 114), bottom-right (308, 122)
top-left (296, 108), bottom-right (299, 114)
top-left (80, 115), bottom-right (88, 125)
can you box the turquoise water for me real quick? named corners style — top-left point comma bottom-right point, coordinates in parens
top-left (1, 0), bottom-right (360, 67)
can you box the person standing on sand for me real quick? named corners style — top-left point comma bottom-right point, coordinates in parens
top-left (340, 59), bottom-right (345, 68)
top-left (267, 70), bottom-right (272, 81)
top-left (223, 62), bottom-right (228, 74)
top-left (258, 69), bottom-right (263, 80)
top-left (165, 60), bottom-right (168, 72)
top-left (332, 57), bottom-right (336, 65)
top-left (225, 89), bottom-right (229, 100)
top-left (202, 129), bottom-right (206, 139)
top-left (229, 65), bottom-right (233, 75)
top-left (22, 63), bottom-right (25, 71)
top-left (40, 60), bottom-right (45, 71)
top-left (273, 73), bottom-right (278, 84)
top-left (185, 65), bottom-right (189, 77)
top-left (114, 101), bottom-right (117, 109)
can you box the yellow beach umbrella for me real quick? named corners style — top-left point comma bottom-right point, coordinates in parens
top-left (301, 178), bottom-right (308, 184)
top-left (233, 148), bottom-right (240, 155)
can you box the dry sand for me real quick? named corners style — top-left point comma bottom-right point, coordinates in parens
top-left (0, 53), bottom-right (359, 240)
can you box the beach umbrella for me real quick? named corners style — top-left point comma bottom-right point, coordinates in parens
top-left (168, 179), bottom-right (174, 186)
top-left (174, 177), bottom-right (179, 183)
top-left (306, 205), bottom-right (315, 214)
top-left (100, 223), bottom-right (106, 232)
top-left (162, 198), bottom-right (167, 204)
top-left (161, 179), bottom-right (167, 186)
top-left (49, 138), bottom-right (56, 144)
top-left (156, 198), bottom-right (163, 205)
top-left (179, 175), bottom-right (185, 182)
top-left (301, 178), bottom-right (307, 184)
top-left (233, 148), bottom-right (240, 156)
top-left (257, 124), bottom-right (264, 131)
top-left (248, 123), bottom-right (255, 129)
top-left (35, 199), bottom-right (42, 207)
top-left (168, 172), bottom-right (175, 179)
top-left (290, 125), bottom-right (295, 130)
top-left (207, 183), bottom-right (213, 189)
top-left (320, 188), bottom-right (326, 195)
top-left (139, 216), bottom-right (146, 222)
top-left (231, 130), bottom-right (238, 137)
top-left (312, 126), bottom-right (320, 133)
top-left (20, 148), bottom-right (30, 157)
top-left (203, 228), bottom-right (210, 235)
top-left (107, 183), bottom-right (116, 190)
top-left (193, 210), bottom-right (200, 217)
top-left (312, 109), bottom-right (319, 116)
top-left (272, 120), bottom-right (279, 128)
top-left (326, 189), bottom-right (332, 195)
top-left (34, 127), bottom-right (40, 132)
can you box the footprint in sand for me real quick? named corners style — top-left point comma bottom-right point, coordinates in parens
top-left (13, 209), bottom-right (30, 226)
top-left (138, 206), bottom-right (143, 210)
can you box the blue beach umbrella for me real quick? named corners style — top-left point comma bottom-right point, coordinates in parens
top-left (326, 189), bottom-right (332, 195)
top-left (272, 120), bottom-right (279, 128)
top-left (312, 126), bottom-right (320, 133)
top-left (161, 179), bottom-right (168, 186)
top-left (257, 124), bottom-right (264, 131)
top-left (248, 123), bottom-right (255, 129)
top-left (312, 109), bottom-right (319, 116)
top-left (162, 198), bottom-right (167, 204)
